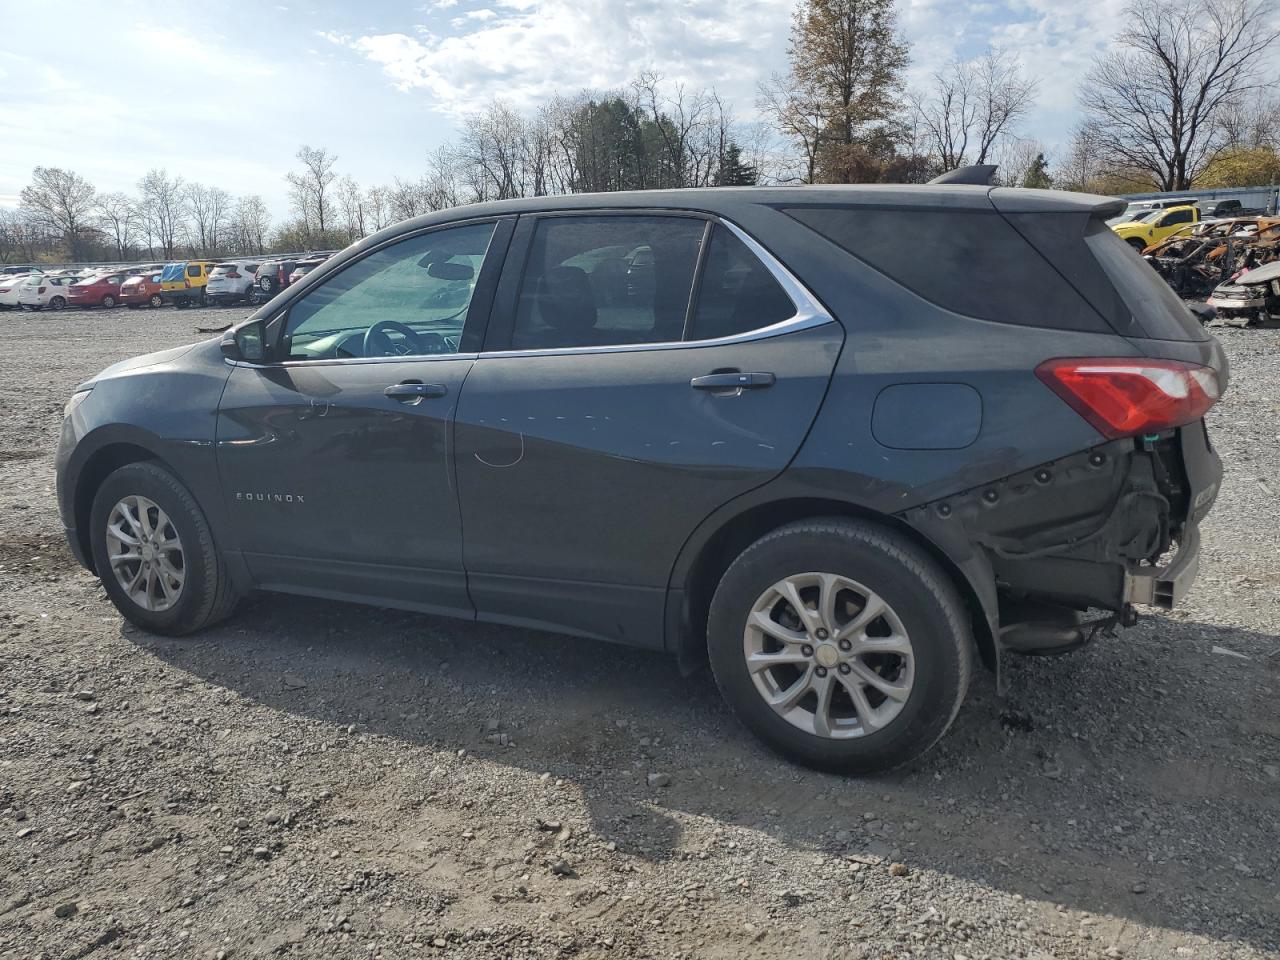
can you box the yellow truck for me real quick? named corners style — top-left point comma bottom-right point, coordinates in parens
top-left (1111, 205), bottom-right (1201, 252)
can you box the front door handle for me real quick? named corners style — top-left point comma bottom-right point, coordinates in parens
top-left (690, 371), bottom-right (776, 391)
top-left (384, 381), bottom-right (448, 401)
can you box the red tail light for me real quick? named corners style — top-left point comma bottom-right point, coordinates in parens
top-left (1036, 358), bottom-right (1221, 439)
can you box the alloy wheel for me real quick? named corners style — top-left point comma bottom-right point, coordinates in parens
top-left (743, 572), bottom-right (915, 739)
top-left (105, 495), bottom-right (185, 612)
top-left (149, 294), bottom-right (162, 308)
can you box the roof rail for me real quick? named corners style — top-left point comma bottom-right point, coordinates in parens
top-left (928, 164), bottom-right (998, 186)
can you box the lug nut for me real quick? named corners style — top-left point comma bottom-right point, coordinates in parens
top-left (801, 645), bottom-right (814, 657)
top-left (838, 638), bottom-right (852, 652)
top-left (838, 663), bottom-right (851, 675)
top-left (815, 666), bottom-right (828, 678)
top-left (815, 628), bottom-right (828, 640)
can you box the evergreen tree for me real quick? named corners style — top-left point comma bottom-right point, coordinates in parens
top-left (1021, 153), bottom-right (1053, 189)
top-left (715, 144), bottom-right (759, 186)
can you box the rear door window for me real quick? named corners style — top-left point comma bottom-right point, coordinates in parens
top-left (688, 226), bottom-right (795, 340)
top-left (510, 216), bottom-right (704, 350)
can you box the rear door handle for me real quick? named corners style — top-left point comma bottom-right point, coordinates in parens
top-left (384, 381), bottom-right (448, 401)
top-left (690, 371), bottom-right (776, 391)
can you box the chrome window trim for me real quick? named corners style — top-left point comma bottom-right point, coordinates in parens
top-left (482, 217), bottom-right (836, 359)
top-left (222, 215), bottom-right (835, 370)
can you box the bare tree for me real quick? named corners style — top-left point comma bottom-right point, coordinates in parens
top-left (1079, 0), bottom-right (1280, 190)
top-left (230, 195), bottom-right (270, 254)
top-left (138, 169), bottom-right (186, 258)
top-left (912, 48), bottom-right (1039, 172)
top-left (335, 176), bottom-right (367, 242)
top-left (364, 185), bottom-right (391, 232)
top-left (758, 73), bottom-right (828, 183)
top-left (285, 145), bottom-right (339, 239)
top-left (19, 166), bottom-right (98, 259)
top-left (184, 183), bottom-right (232, 256)
top-left (95, 192), bottom-right (140, 259)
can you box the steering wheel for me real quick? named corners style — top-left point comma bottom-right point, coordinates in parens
top-left (363, 319), bottom-right (437, 357)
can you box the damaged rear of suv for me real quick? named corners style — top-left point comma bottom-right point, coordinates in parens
top-left (56, 175), bottom-right (1224, 774)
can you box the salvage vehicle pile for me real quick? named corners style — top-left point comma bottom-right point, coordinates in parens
top-left (1129, 215), bottom-right (1280, 325)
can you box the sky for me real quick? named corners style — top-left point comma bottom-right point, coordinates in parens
top-left (0, 0), bottom-right (1132, 219)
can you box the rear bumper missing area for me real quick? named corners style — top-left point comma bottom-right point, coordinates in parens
top-left (1123, 525), bottom-right (1200, 609)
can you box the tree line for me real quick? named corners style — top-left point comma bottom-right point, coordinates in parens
top-left (4, 0), bottom-right (1279, 265)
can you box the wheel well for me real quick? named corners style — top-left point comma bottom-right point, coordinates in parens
top-left (677, 498), bottom-right (997, 673)
top-left (73, 443), bottom-right (158, 572)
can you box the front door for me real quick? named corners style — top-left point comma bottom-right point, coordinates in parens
top-left (453, 213), bottom-right (844, 646)
top-left (216, 218), bottom-right (508, 616)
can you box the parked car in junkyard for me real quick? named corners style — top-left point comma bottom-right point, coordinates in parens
top-left (205, 261), bottom-right (260, 305)
top-left (16, 273), bottom-right (76, 310)
top-left (0, 264), bottom-right (40, 277)
top-left (1105, 197), bottom-right (1199, 225)
top-left (0, 272), bottom-right (40, 309)
top-left (55, 178), bottom-right (1225, 773)
top-left (66, 272), bottom-right (126, 308)
top-left (287, 257), bottom-right (328, 286)
top-left (160, 261), bottom-right (215, 307)
top-left (1207, 260), bottom-right (1280, 326)
top-left (1112, 204), bottom-right (1202, 251)
top-left (119, 272), bottom-right (165, 309)
top-left (251, 258), bottom-right (299, 303)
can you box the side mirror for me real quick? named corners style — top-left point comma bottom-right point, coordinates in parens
top-left (221, 319), bottom-right (267, 363)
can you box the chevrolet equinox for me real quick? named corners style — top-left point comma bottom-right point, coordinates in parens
top-left (56, 179), bottom-right (1225, 772)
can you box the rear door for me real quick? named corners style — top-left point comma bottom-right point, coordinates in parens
top-left (453, 212), bottom-right (844, 647)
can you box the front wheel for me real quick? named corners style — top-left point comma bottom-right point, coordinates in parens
top-left (149, 294), bottom-right (163, 308)
top-left (89, 462), bottom-right (239, 635)
top-left (707, 518), bottom-right (972, 774)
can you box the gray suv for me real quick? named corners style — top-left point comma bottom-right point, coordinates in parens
top-left (55, 181), bottom-right (1225, 772)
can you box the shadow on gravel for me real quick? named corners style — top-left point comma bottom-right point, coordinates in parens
top-left (131, 594), bottom-right (1280, 950)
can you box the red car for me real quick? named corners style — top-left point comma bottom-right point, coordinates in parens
top-left (120, 272), bottom-right (165, 309)
top-left (66, 273), bottom-right (126, 308)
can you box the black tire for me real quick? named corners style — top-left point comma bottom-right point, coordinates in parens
top-left (707, 518), bottom-right (972, 774)
top-left (1126, 237), bottom-right (1148, 252)
top-left (50, 295), bottom-right (65, 310)
top-left (89, 462), bottom-right (239, 636)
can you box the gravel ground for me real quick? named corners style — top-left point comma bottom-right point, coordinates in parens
top-left (0, 304), bottom-right (1277, 960)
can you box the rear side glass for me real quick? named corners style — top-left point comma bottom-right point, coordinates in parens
top-left (688, 226), bottom-right (795, 340)
top-left (1083, 222), bottom-right (1206, 341)
top-left (187, 265), bottom-right (200, 277)
top-left (511, 216), bottom-right (704, 350)
top-left (784, 205), bottom-right (1108, 332)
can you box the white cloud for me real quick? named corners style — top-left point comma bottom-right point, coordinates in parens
top-left (345, 0), bottom-right (794, 117)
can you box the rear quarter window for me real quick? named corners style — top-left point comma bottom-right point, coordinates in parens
top-left (783, 205), bottom-right (1110, 333)
top-left (1083, 222), bottom-right (1206, 341)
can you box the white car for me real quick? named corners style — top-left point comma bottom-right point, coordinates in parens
top-left (205, 260), bottom-right (261, 305)
top-left (0, 272), bottom-right (41, 310)
top-left (16, 273), bottom-right (76, 310)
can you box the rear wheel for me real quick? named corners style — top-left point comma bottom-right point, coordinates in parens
top-left (50, 296), bottom-right (66, 310)
top-left (89, 462), bottom-right (239, 635)
top-left (707, 518), bottom-right (971, 774)
top-left (101, 295), bottom-right (116, 308)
